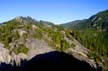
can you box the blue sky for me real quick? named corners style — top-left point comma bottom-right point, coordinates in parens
top-left (0, 0), bottom-right (108, 24)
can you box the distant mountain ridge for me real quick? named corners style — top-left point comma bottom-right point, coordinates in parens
top-left (61, 9), bottom-right (108, 31)
top-left (61, 20), bottom-right (87, 30)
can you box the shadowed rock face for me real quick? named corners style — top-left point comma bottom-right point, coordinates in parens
top-left (0, 51), bottom-right (99, 71)
top-left (23, 51), bottom-right (98, 71)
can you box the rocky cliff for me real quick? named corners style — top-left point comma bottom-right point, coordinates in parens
top-left (0, 16), bottom-right (100, 71)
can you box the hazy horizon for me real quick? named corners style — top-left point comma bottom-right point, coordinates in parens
top-left (0, 0), bottom-right (108, 24)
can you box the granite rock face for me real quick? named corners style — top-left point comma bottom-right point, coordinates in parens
top-left (0, 41), bottom-right (55, 66)
top-left (0, 43), bottom-right (10, 64)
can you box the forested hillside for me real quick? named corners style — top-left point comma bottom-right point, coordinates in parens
top-left (61, 10), bottom-right (108, 71)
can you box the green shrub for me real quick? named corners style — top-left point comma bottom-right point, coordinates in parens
top-left (33, 29), bottom-right (42, 39)
top-left (71, 43), bottom-right (75, 48)
top-left (60, 39), bottom-right (70, 51)
top-left (16, 44), bottom-right (28, 54)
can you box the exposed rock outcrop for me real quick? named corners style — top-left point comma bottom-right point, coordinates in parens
top-left (0, 43), bottom-right (27, 66)
top-left (26, 38), bottom-right (55, 59)
top-left (0, 43), bottom-right (10, 64)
